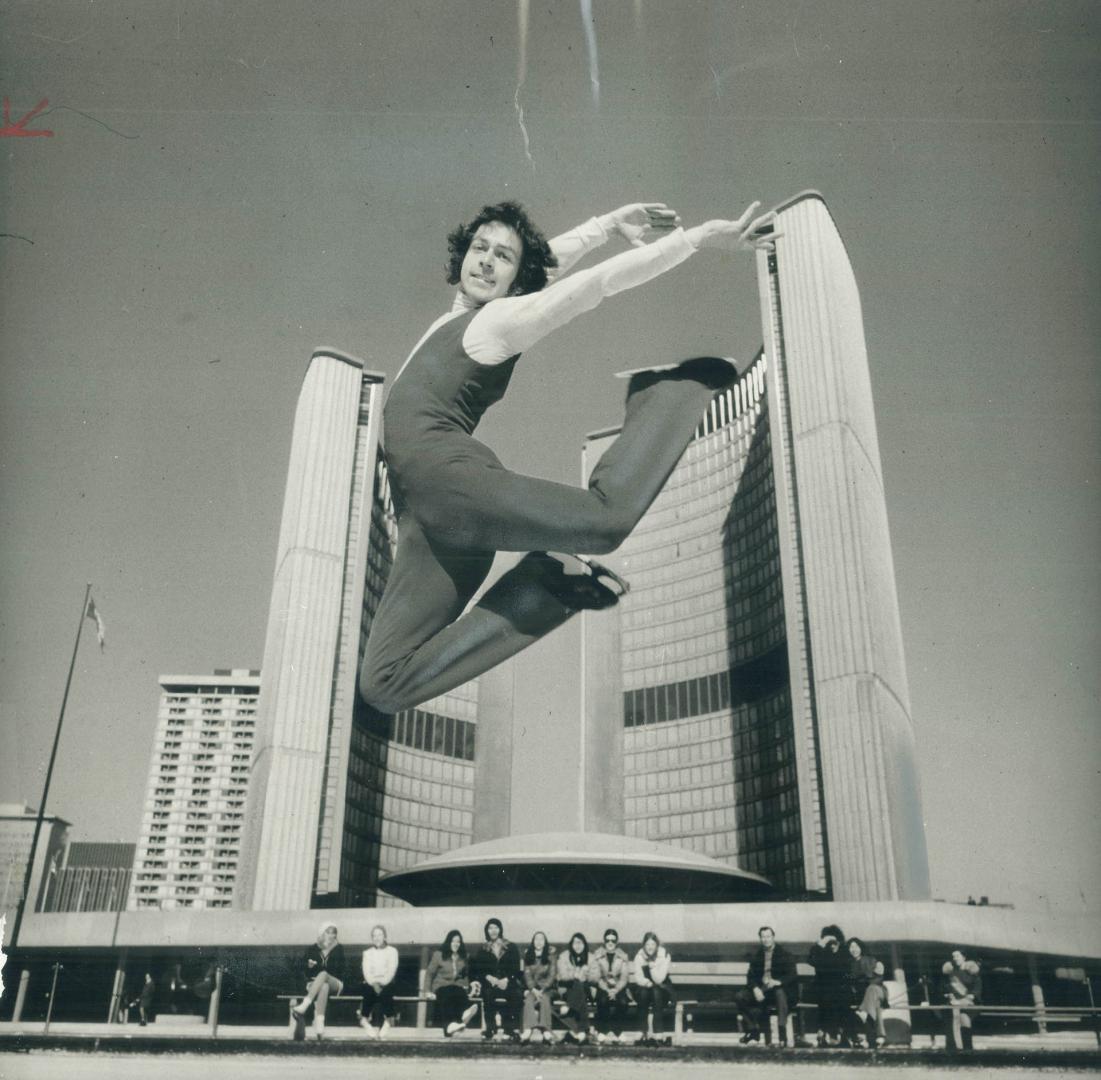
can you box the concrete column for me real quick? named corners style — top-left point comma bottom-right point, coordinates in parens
top-left (107, 950), bottom-right (128, 1023)
top-left (579, 434), bottom-right (626, 836)
top-left (472, 662), bottom-right (515, 842)
top-left (43, 962), bottom-right (60, 1034)
top-left (890, 944), bottom-right (906, 990)
top-left (416, 946), bottom-right (430, 1030)
top-left (1029, 955), bottom-right (1047, 1034)
top-left (580, 600), bottom-right (624, 834)
top-left (12, 969), bottom-right (30, 1022)
top-left (886, 943), bottom-right (912, 1046)
top-left (208, 966), bottom-right (223, 1034)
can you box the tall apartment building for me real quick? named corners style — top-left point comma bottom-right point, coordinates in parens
top-left (128, 669), bottom-right (259, 910)
top-left (236, 349), bottom-right (510, 912)
top-left (582, 193), bottom-right (930, 903)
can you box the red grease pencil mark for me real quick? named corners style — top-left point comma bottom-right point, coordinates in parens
top-left (0, 98), bottom-right (55, 137)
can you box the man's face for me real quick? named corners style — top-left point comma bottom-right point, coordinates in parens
top-left (487, 922), bottom-right (501, 941)
top-left (604, 934), bottom-right (618, 953)
top-left (951, 950), bottom-right (965, 968)
top-left (460, 222), bottom-right (522, 304)
top-left (759, 929), bottom-right (775, 949)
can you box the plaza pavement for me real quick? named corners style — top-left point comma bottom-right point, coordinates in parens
top-left (0, 1020), bottom-right (1098, 1072)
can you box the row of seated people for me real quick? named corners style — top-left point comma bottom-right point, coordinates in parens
top-left (740, 923), bottom-right (982, 1050)
top-left (428, 919), bottom-right (675, 1045)
top-left (291, 919), bottom-right (983, 1049)
top-left (291, 918), bottom-right (675, 1044)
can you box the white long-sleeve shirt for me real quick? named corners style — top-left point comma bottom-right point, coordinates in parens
top-left (459, 217), bottom-right (699, 365)
top-left (362, 944), bottom-right (399, 986)
top-left (394, 215), bottom-right (700, 383)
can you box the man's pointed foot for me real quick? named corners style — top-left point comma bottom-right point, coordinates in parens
top-left (615, 355), bottom-right (739, 390)
top-left (540, 552), bottom-right (629, 611)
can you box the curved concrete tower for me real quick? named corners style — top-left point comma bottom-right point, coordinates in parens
top-left (758, 193), bottom-right (929, 900)
top-left (236, 348), bottom-right (385, 910)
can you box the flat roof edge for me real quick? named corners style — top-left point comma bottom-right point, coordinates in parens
top-left (768, 189), bottom-right (827, 217)
top-left (309, 346), bottom-right (387, 384)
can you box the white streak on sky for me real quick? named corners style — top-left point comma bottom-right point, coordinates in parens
top-left (580, 0), bottom-right (601, 109)
top-left (515, 0), bottom-right (534, 171)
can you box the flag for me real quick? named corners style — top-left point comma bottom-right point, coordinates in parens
top-left (85, 593), bottom-right (106, 650)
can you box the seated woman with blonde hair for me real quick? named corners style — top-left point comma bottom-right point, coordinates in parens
top-left (360, 923), bottom-right (399, 1040)
top-left (291, 922), bottom-right (346, 1041)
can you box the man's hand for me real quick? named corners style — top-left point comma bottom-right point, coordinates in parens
top-left (686, 201), bottom-right (778, 253)
top-left (752, 986), bottom-right (766, 1003)
top-left (607, 202), bottom-right (681, 247)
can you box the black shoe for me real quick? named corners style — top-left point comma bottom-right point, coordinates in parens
top-left (616, 355), bottom-right (739, 391)
top-left (482, 1028), bottom-right (496, 1040)
top-left (740, 1030), bottom-right (761, 1044)
top-left (534, 552), bottom-right (629, 612)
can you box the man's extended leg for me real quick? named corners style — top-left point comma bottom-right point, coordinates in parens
top-left (361, 359), bottom-right (734, 713)
top-left (360, 523), bottom-right (588, 714)
top-left (413, 357), bottom-right (736, 556)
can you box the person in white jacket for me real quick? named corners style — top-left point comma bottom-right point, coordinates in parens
top-left (632, 931), bottom-right (675, 1047)
top-left (360, 924), bottom-right (400, 1039)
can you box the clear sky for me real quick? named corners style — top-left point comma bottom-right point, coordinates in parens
top-left (1, 1), bottom-right (1097, 914)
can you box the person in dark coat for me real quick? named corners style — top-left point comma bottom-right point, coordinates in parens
top-left (737, 926), bottom-right (797, 1046)
top-left (129, 972), bottom-right (156, 1026)
top-left (846, 937), bottom-right (889, 1048)
top-left (941, 948), bottom-right (982, 1051)
top-left (557, 932), bottom-right (595, 1043)
top-left (291, 922), bottom-right (346, 1041)
top-left (469, 917), bottom-right (523, 1041)
top-left (807, 924), bottom-right (850, 1046)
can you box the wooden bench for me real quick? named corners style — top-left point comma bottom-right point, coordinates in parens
top-left (904, 1003), bottom-right (1101, 1047)
top-left (673, 960), bottom-right (819, 1041)
top-left (278, 990), bottom-right (517, 1037)
top-left (278, 992), bottom-right (439, 1029)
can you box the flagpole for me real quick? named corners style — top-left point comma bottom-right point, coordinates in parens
top-left (9, 582), bottom-right (93, 950)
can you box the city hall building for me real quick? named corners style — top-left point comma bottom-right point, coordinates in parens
top-left (236, 193), bottom-right (926, 913)
top-left (4, 194), bottom-right (1097, 1034)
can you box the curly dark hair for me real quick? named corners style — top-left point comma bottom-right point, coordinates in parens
top-left (446, 200), bottom-right (557, 296)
